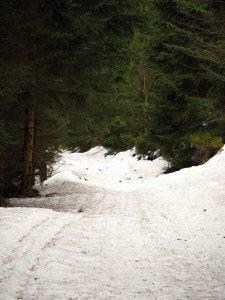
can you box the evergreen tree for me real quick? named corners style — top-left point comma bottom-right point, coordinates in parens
top-left (190, 131), bottom-right (223, 163)
top-left (105, 0), bottom-right (225, 168)
top-left (101, 4), bottom-right (151, 152)
top-left (0, 0), bottom-right (141, 196)
top-left (142, 0), bottom-right (224, 168)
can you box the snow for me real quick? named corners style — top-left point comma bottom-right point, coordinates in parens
top-left (1, 146), bottom-right (225, 299)
top-left (43, 147), bottom-right (169, 193)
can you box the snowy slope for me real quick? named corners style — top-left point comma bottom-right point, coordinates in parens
top-left (0, 147), bottom-right (225, 299)
top-left (41, 147), bottom-right (169, 193)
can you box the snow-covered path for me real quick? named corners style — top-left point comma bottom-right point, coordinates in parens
top-left (1, 147), bottom-right (225, 299)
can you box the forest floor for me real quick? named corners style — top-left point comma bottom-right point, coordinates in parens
top-left (0, 147), bottom-right (225, 299)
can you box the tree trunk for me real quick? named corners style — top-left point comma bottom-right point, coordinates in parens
top-left (143, 67), bottom-right (149, 136)
top-left (205, 146), bottom-right (209, 163)
top-left (31, 119), bottom-right (37, 187)
top-left (39, 162), bottom-right (47, 183)
top-left (20, 106), bottom-right (35, 197)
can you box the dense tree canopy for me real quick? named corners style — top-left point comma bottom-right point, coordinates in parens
top-left (1, 0), bottom-right (225, 197)
top-left (101, 0), bottom-right (225, 169)
top-left (144, 0), bottom-right (225, 168)
top-left (0, 0), bottom-right (141, 196)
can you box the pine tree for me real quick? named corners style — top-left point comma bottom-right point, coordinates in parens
top-left (142, 0), bottom-right (223, 169)
top-left (101, 3), bottom-right (152, 152)
top-left (0, 0), bottom-right (141, 196)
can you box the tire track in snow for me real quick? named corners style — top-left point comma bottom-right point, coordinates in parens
top-left (97, 190), bottom-right (165, 299)
top-left (14, 190), bottom-right (151, 300)
top-left (18, 219), bottom-right (76, 300)
top-left (3, 186), bottom-right (225, 300)
top-left (23, 190), bottom-right (172, 299)
top-left (135, 188), bottom-right (225, 300)
top-left (23, 189), bottom-right (120, 300)
top-left (1, 216), bottom-right (52, 266)
top-left (0, 211), bottom-right (79, 300)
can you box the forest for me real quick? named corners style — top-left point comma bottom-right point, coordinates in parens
top-left (1, 0), bottom-right (225, 198)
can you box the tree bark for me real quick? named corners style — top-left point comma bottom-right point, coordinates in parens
top-left (39, 162), bottom-right (47, 183)
top-left (31, 119), bottom-right (37, 187)
top-left (20, 106), bottom-right (35, 197)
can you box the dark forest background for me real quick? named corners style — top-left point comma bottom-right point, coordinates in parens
top-left (1, 0), bottom-right (225, 197)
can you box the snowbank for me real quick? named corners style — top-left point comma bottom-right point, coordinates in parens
top-left (39, 146), bottom-right (168, 193)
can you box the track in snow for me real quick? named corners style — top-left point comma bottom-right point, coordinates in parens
top-left (1, 185), bottom-right (225, 300)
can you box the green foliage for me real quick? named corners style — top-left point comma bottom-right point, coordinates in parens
top-left (0, 0), bottom-right (141, 196)
top-left (1, 0), bottom-right (225, 195)
top-left (0, 120), bottom-right (14, 151)
top-left (190, 132), bottom-right (223, 149)
top-left (190, 131), bottom-right (223, 162)
top-left (103, 0), bottom-right (225, 169)
top-left (135, 135), bottom-right (156, 155)
top-left (141, 0), bottom-right (225, 168)
top-left (100, 7), bottom-right (153, 153)
top-left (102, 116), bottom-right (131, 152)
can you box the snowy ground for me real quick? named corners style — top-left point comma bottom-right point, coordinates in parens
top-left (0, 147), bottom-right (225, 299)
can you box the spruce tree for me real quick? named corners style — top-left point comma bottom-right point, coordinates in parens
top-left (0, 0), bottom-right (141, 196)
top-left (143, 0), bottom-right (223, 168)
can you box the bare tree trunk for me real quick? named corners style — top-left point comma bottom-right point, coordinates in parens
top-left (20, 106), bottom-right (35, 197)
